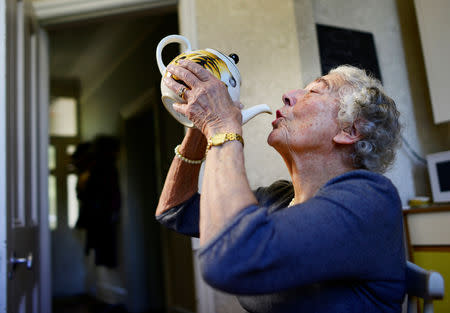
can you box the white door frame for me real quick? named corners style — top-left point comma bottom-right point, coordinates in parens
top-left (1, 1), bottom-right (46, 311)
top-left (33, 1), bottom-right (216, 313)
top-left (37, 28), bottom-right (51, 313)
top-left (0, 1), bottom-right (8, 311)
top-left (33, 0), bottom-right (177, 26)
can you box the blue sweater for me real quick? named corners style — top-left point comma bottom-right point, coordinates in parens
top-left (156, 170), bottom-right (406, 313)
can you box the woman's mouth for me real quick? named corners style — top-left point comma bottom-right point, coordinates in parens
top-left (272, 110), bottom-right (285, 127)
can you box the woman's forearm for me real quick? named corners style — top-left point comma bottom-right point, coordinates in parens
top-left (161, 60), bottom-right (257, 242)
top-left (200, 138), bottom-right (258, 246)
top-left (156, 128), bottom-right (207, 216)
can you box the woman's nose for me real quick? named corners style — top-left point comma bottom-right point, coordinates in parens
top-left (282, 90), bottom-right (299, 106)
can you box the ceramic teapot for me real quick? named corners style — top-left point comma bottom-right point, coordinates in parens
top-left (156, 35), bottom-right (271, 128)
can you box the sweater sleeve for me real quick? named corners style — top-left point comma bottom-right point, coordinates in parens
top-left (155, 193), bottom-right (201, 237)
top-left (197, 171), bottom-right (405, 295)
top-left (155, 180), bottom-right (293, 238)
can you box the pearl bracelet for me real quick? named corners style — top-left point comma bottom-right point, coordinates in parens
top-left (174, 144), bottom-right (205, 164)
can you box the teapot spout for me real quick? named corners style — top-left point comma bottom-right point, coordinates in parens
top-left (242, 104), bottom-right (272, 125)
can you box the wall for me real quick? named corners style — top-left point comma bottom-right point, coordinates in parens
top-left (413, 0), bottom-right (450, 124)
top-left (79, 16), bottom-right (173, 140)
top-left (195, 0), bottom-right (301, 191)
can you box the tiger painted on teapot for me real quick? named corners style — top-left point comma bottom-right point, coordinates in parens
top-left (156, 35), bottom-right (270, 128)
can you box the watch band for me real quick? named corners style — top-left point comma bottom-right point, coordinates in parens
top-left (206, 133), bottom-right (244, 152)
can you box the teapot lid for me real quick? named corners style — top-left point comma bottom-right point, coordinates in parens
top-left (228, 53), bottom-right (239, 64)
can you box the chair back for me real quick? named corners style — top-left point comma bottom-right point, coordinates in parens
top-left (406, 261), bottom-right (444, 313)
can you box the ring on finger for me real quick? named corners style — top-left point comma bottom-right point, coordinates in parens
top-left (177, 86), bottom-right (187, 99)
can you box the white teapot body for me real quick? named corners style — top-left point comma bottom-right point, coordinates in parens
top-left (156, 35), bottom-right (271, 128)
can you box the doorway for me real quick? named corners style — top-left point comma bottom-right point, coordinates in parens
top-left (46, 7), bottom-right (196, 313)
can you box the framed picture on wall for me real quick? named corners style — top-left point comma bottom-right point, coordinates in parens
top-left (427, 150), bottom-right (450, 203)
top-left (316, 24), bottom-right (382, 82)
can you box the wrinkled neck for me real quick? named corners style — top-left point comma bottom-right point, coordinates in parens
top-left (283, 149), bottom-right (354, 204)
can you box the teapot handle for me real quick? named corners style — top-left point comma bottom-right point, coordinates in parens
top-left (156, 35), bottom-right (192, 75)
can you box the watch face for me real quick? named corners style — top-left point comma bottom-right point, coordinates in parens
top-left (211, 133), bottom-right (227, 145)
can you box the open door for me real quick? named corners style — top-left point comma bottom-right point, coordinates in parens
top-left (0, 0), bottom-right (49, 311)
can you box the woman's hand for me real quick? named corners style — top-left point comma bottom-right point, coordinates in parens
top-left (164, 60), bottom-right (243, 138)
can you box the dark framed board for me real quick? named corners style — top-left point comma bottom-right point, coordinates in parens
top-left (316, 24), bottom-right (382, 82)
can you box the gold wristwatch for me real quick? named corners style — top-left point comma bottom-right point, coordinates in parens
top-left (206, 133), bottom-right (244, 152)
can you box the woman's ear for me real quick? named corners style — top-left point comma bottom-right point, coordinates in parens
top-left (333, 125), bottom-right (362, 145)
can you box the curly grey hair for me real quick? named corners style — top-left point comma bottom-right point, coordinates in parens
top-left (328, 65), bottom-right (401, 173)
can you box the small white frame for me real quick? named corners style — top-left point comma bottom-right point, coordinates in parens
top-left (427, 150), bottom-right (450, 203)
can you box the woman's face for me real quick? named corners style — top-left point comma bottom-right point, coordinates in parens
top-left (267, 73), bottom-right (343, 156)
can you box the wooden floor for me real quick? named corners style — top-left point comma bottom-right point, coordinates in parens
top-left (52, 295), bottom-right (164, 313)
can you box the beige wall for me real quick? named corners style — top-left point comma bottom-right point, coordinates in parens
top-left (414, 0), bottom-right (450, 124)
top-left (195, 0), bottom-right (302, 189)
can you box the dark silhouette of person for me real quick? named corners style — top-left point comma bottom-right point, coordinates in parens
top-left (72, 136), bottom-right (121, 268)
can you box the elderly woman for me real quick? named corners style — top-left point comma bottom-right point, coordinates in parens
top-left (156, 60), bottom-right (405, 313)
